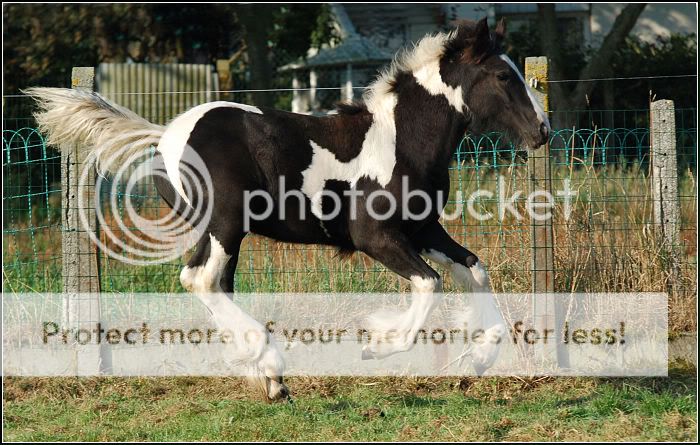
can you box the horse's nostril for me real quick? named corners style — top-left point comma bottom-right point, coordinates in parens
top-left (539, 123), bottom-right (549, 141)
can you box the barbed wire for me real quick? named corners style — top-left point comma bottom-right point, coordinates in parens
top-left (3, 74), bottom-right (697, 98)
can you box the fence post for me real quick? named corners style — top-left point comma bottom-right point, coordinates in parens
top-left (216, 59), bottom-right (232, 101)
top-left (525, 57), bottom-right (568, 368)
top-left (650, 99), bottom-right (681, 286)
top-left (62, 66), bottom-right (103, 375)
top-left (525, 57), bottom-right (555, 294)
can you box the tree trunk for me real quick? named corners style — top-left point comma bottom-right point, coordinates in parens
top-left (537, 3), bottom-right (647, 130)
top-left (237, 5), bottom-right (275, 108)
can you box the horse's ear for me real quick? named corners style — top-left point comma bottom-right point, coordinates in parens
top-left (494, 17), bottom-right (507, 42)
top-left (462, 17), bottom-right (492, 64)
top-left (475, 16), bottom-right (490, 38)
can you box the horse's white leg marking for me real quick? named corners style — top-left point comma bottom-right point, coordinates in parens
top-left (179, 265), bottom-right (199, 292)
top-left (363, 275), bottom-right (442, 359)
top-left (421, 249), bottom-right (505, 374)
top-left (183, 234), bottom-right (286, 399)
top-left (157, 101), bottom-right (263, 206)
top-left (499, 55), bottom-right (551, 130)
top-left (421, 248), bottom-right (452, 266)
top-left (421, 249), bottom-right (489, 291)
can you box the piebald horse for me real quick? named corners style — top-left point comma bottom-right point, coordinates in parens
top-left (27, 18), bottom-right (549, 400)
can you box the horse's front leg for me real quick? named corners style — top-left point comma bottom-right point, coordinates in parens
top-left (412, 220), bottom-right (506, 375)
top-left (355, 230), bottom-right (442, 360)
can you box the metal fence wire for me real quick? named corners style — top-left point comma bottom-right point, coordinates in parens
top-left (2, 96), bottom-right (697, 333)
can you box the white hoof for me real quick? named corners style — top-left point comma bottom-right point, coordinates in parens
top-left (469, 261), bottom-right (489, 290)
top-left (470, 324), bottom-right (505, 374)
top-left (362, 308), bottom-right (416, 359)
top-left (247, 334), bottom-right (289, 401)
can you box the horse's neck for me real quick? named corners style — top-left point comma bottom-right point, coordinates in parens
top-left (393, 91), bottom-right (466, 172)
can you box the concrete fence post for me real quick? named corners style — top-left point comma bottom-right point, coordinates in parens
top-left (61, 67), bottom-right (103, 375)
top-left (650, 99), bottom-right (681, 287)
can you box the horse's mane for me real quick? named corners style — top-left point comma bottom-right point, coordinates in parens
top-left (338, 21), bottom-right (486, 115)
top-left (362, 28), bottom-right (459, 107)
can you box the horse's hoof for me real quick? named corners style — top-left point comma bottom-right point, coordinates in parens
top-left (267, 380), bottom-right (289, 401)
top-left (473, 363), bottom-right (487, 376)
top-left (361, 346), bottom-right (375, 360)
top-left (277, 383), bottom-right (290, 400)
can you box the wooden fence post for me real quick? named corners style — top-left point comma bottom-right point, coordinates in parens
top-left (525, 57), bottom-right (568, 369)
top-left (650, 99), bottom-right (681, 286)
top-left (62, 66), bottom-right (103, 375)
top-left (216, 59), bottom-right (232, 101)
top-left (525, 56), bottom-right (555, 294)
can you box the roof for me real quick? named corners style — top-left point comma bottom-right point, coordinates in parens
top-left (343, 4), bottom-right (444, 30)
top-left (279, 35), bottom-right (392, 71)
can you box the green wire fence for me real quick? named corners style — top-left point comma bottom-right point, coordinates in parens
top-left (2, 107), bottom-right (698, 333)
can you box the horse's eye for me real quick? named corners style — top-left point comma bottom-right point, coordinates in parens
top-left (497, 72), bottom-right (510, 82)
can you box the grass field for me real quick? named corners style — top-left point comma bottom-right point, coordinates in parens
top-left (3, 363), bottom-right (697, 441)
top-left (3, 141), bottom-right (698, 441)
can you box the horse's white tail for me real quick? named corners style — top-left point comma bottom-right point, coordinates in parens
top-left (23, 87), bottom-right (165, 174)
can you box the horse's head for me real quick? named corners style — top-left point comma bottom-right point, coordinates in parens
top-left (441, 18), bottom-right (551, 149)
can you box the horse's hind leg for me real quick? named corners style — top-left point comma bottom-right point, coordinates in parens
top-left (219, 253), bottom-right (238, 293)
top-left (180, 229), bottom-right (288, 401)
top-left (179, 234), bottom-right (211, 292)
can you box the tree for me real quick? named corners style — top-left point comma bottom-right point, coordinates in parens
top-left (537, 4), bottom-right (647, 126)
top-left (3, 4), bottom-right (239, 94)
top-left (2, 4), bottom-right (334, 98)
top-left (236, 5), bottom-right (277, 108)
top-left (235, 4), bottom-right (337, 108)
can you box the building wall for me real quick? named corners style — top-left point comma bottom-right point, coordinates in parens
top-left (343, 4), bottom-right (446, 52)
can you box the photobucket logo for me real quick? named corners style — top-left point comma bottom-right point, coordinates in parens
top-left (77, 139), bottom-right (214, 266)
top-left (243, 175), bottom-right (577, 230)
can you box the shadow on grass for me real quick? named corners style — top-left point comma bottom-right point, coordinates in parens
top-left (602, 365), bottom-right (697, 397)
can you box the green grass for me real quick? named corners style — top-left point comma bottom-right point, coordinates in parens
top-left (3, 149), bottom-right (698, 441)
top-left (3, 366), bottom-right (696, 441)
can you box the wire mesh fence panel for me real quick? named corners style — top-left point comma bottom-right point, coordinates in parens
top-left (2, 96), bottom-right (697, 329)
top-left (2, 127), bottom-right (62, 292)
